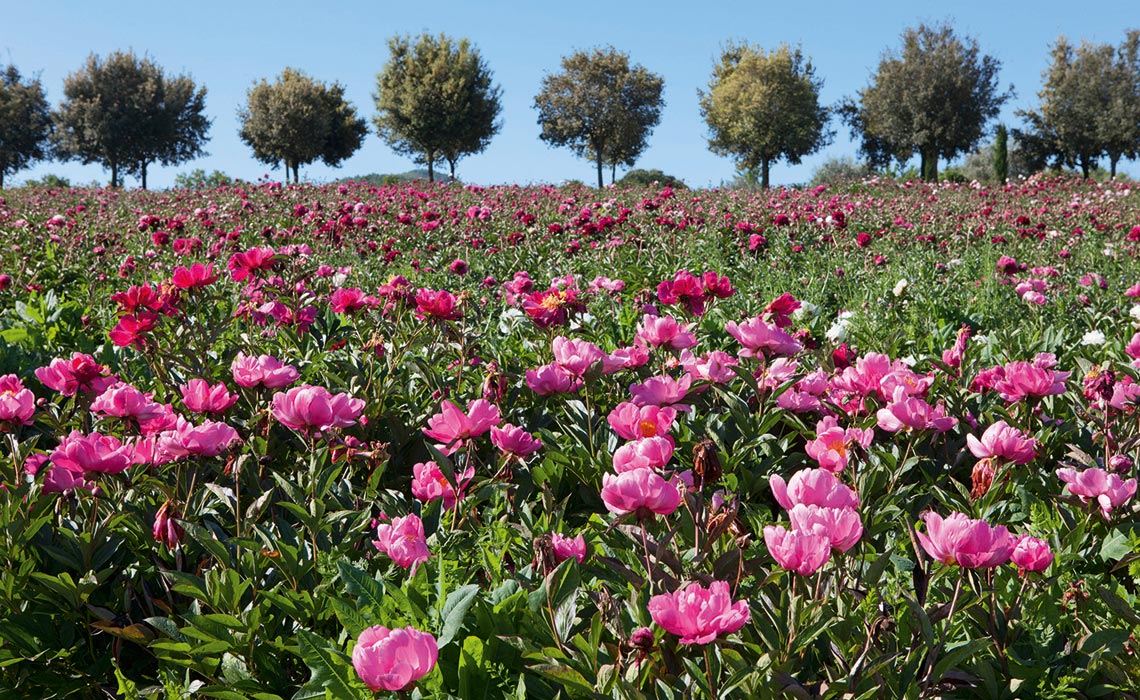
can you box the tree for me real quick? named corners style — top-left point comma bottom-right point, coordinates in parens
top-left (699, 42), bottom-right (831, 189)
top-left (534, 47), bottom-right (664, 188)
top-left (374, 34), bottom-right (502, 182)
top-left (1101, 31), bottom-right (1140, 178)
top-left (844, 23), bottom-right (1009, 181)
top-left (993, 124), bottom-right (1009, 183)
top-left (238, 68), bottom-right (367, 184)
top-left (0, 65), bottom-right (53, 189)
top-left (54, 51), bottom-right (209, 189)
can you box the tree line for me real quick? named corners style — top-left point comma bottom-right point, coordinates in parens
top-left (1, 24), bottom-right (1139, 190)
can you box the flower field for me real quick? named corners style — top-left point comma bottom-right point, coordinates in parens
top-left (0, 176), bottom-right (1138, 699)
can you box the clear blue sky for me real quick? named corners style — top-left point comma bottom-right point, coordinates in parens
top-left (3, 0), bottom-right (1135, 188)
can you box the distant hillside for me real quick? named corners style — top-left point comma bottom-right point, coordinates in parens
top-left (339, 170), bottom-right (455, 186)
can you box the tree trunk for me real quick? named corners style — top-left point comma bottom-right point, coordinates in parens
top-left (611, 162), bottom-right (616, 185)
top-left (596, 152), bottom-right (604, 189)
top-left (1080, 157), bottom-right (1090, 179)
top-left (292, 162), bottom-right (299, 184)
top-left (1110, 156), bottom-right (1119, 179)
top-left (449, 158), bottom-right (456, 182)
top-left (111, 161), bottom-right (119, 188)
top-left (922, 150), bottom-right (938, 182)
top-left (141, 161), bottom-right (148, 190)
top-left (427, 153), bottom-right (435, 183)
top-left (761, 159), bottom-right (770, 190)
top-left (0, 170), bottom-right (4, 189)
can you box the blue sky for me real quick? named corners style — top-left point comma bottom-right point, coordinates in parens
top-left (3, 1), bottom-right (1135, 188)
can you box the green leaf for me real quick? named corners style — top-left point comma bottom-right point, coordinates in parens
top-left (1099, 529), bottom-right (1131, 562)
top-left (438, 584), bottom-right (480, 648)
top-left (336, 559), bottom-right (386, 614)
top-left (295, 628), bottom-right (364, 700)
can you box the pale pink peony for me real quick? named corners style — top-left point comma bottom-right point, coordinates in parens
top-left (372, 514), bottom-right (432, 572)
top-left (157, 418), bottom-right (241, 459)
top-left (525, 363), bottom-right (582, 395)
top-left (966, 420), bottom-right (1036, 465)
top-left (763, 525), bottom-right (832, 575)
top-left (180, 379), bottom-right (239, 414)
top-left (612, 436), bottom-right (675, 472)
top-left (91, 382), bottom-right (167, 425)
top-left (725, 317), bottom-right (802, 358)
top-left (230, 352), bottom-right (300, 389)
top-left (352, 625), bottom-right (438, 692)
top-left (875, 387), bottom-right (957, 433)
top-left (636, 315), bottom-right (698, 350)
top-left (915, 512), bottom-right (1013, 568)
top-left (1056, 467), bottom-right (1137, 519)
top-left (270, 384), bottom-right (364, 433)
top-left (0, 374), bottom-right (35, 426)
top-left (490, 424), bottom-right (542, 459)
top-left (629, 374), bottom-right (692, 410)
top-left (551, 336), bottom-right (606, 377)
top-left (770, 468), bottom-right (860, 511)
top-left (600, 469), bottom-right (681, 517)
top-left (607, 403), bottom-right (677, 440)
top-left (788, 504), bottom-right (863, 552)
top-left (1009, 535), bottom-right (1053, 574)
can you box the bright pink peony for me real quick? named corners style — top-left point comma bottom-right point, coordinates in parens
top-left (372, 514), bottom-right (431, 572)
top-left (602, 345), bottom-right (650, 374)
top-left (0, 374), bottom-right (35, 426)
top-left (763, 525), bottom-right (832, 575)
top-left (647, 580), bottom-right (750, 644)
top-left (636, 315), bottom-right (698, 350)
top-left (422, 399), bottom-right (501, 454)
top-left (171, 262), bottom-right (217, 290)
top-left (153, 501), bottom-right (184, 548)
top-left (804, 416), bottom-right (874, 473)
top-left (875, 387), bottom-right (957, 433)
top-left (157, 418), bottom-right (241, 459)
top-left (352, 625), bottom-right (438, 692)
top-left (612, 436), bottom-right (674, 472)
top-left (50, 430), bottom-right (133, 476)
top-left (966, 420), bottom-right (1036, 465)
top-left (490, 424), bottom-right (542, 459)
top-left (629, 374), bottom-right (692, 410)
top-left (91, 382), bottom-right (167, 425)
top-left (770, 468), bottom-right (860, 510)
top-left (600, 470), bottom-right (681, 517)
top-left (231, 353), bottom-right (299, 389)
top-left (414, 288), bottom-right (462, 321)
top-left (550, 533), bottom-right (587, 564)
top-left (788, 504), bottom-right (863, 552)
top-left (180, 379), bottom-right (239, 414)
top-left (915, 512), bottom-right (1013, 568)
top-left (35, 352), bottom-right (114, 396)
top-left (411, 461), bottom-right (475, 510)
top-left (525, 363), bottom-right (582, 395)
top-left (270, 385), bottom-right (364, 433)
top-left (995, 360), bottom-right (1069, 402)
top-left (1010, 535), bottom-right (1053, 574)
top-left (551, 336), bottom-right (606, 377)
top-left (607, 403), bottom-right (676, 440)
top-left (681, 350), bottom-right (739, 385)
top-left (1056, 467), bottom-right (1137, 519)
top-left (725, 317), bottom-right (802, 358)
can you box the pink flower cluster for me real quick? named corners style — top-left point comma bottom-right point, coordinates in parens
top-left (765, 468), bottom-right (862, 575)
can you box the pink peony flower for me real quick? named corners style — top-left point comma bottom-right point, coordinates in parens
top-left (550, 533), bottom-right (587, 564)
top-left (372, 514), bottom-right (432, 572)
top-left (915, 512), bottom-right (1013, 568)
top-left (270, 385), bottom-right (364, 433)
top-left (636, 315), bottom-right (698, 350)
top-left (551, 336), bottom-right (606, 377)
top-left (1056, 467), bottom-right (1137, 519)
top-left (681, 350), bottom-right (739, 385)
top-left (352, 625), bottom-right (438, 692)
top-left (629, 374), bottom-right (692, 410)
top-left (411, 461), bottom-right (475, 510)
top-left (995, 360), bottom-right (1069, 402)
top-left (966, 420), bottom-right (1036, 465)
top-left (602, 345), bottom-right (650, 374)
top-left (330, 287), bottom-right (380, 314)
top-left (763, 525), bottom-right (832, 575)
top-left (788, 504), bottom-right (863, 552)
top-left (0, 374), bottom-right (35, 426)
top-left (157, 418), bottom-right (241, 458)
top-left (490, 424), bottom-right (542, 459)
top-left (171, 262), bottom-right (217, 290)
top-left (1009, 535), bottom-right (1053, 574)
top-left (525, 363), bottom-right (582, 395)
top-left (725, 317), bottom-right (802, 358)
top-left (180, 379), bottom-right (239, 414)
top-left (647, 580), bottom-right (750, 644)
top-left (231, 353), bottom-right (300, 389)
top-left (422, 399), bottom-right (501, 454)
top-left (770, 468), bottom-right (860, 510)
top-left (35, 352), bottom-right (114, 396)
top-left (91, 382), bottom-right (167, 425)
top-left (804, 416), bottom-right (873, 473)
top-left (612, 436), bottom-right (675, 472)
top-left (600, 469), bottom-right (681, 517)
top-left (50, 430), bottom-right (133, 476)
top-left (875, 387), bottom-right (957, 433)
top-left (607, 403), bottom-right (677, 440)
top-left (153, 501), bottom-right (184, 548)
top-left (414, 288), bottom-right (462, 321)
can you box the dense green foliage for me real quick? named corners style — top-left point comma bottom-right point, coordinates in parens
top-left (0, 65), bottom-right (53, 189)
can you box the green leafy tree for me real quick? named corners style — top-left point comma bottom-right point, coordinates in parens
top-left (844, 23), bottom-right (1009, 181)
top-left (534, 47), bottom-right (665, 188)
top-left (54, 51), bottom-right (209, 189)
top-left (374, 34), bottom-right (502, 183)
top-left (173, 168), bottom-right (233, 189)
top-left (238, 68), bottom-right (367, 184)
top-left (993, 124), bottom-right (1009, 182)
top-left (699, 42), bottom-right (831, 189)
top-left (1102, 31), bottom-right (1140, 178)
top-left (0, 65), bottom-right (53, 189)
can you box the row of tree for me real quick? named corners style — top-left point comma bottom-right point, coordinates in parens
top-left (1, 25), bottom-right (1139, 190)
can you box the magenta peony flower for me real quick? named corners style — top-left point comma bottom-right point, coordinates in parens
top-left (602, 345), bottom-right (650, 374)
top-left (607, 403), bottom-right (676, 440)
top-left (91, 382), bottom-right (167, 425)
top-left (411, 461), bottom-right (474, 510)
top-left (525, 363), bottom-right (582, 395)
top-left (788, 504), bottom-right (863, 553)
top-left (0, 374), bottom-right (35, 426)
top-left (35, 352), bottom-right (114, 396)
top-left (875, 387), bottom-right (957, 433)
top-left (1056, 467), bottom-right (1137, 519)
top-left (804, 416), bottom-right (873, 473)
top-left (636, 315), bottom-right (698, 350)
top-left (352, 625), bottom-right (438, 692)
top-left (1009, 534), bottom-right (1053, 574)
top-left (551, 336), bottom-right (606, 377)
top-left (153, 500), bottom-right (184, 548)
top-left (612, 436), bottom-right (674, 472)
top-left (231, 352), bottom-right (300, 389)
top-left (629, 374), bottom-right (692, 411)
top-left (725, 317), bottom-right (802, 358)
top-left (372, 514), bottom-right (431, 572)
top-left (490, 423), bottom-right (542, 459)
top-left (414, 288), bottom-right (462, 321)
top-left (550, 533), bottom-right (587, 564)
top-left (763, 525), bottom-right (832, 575)
top-left (157, 418), bottom-right (241, 459)
top-left (170, 262), bottom-right (217, 290)
top-left (915, 512), bottom-right (1013, 568)
top-left (180, 379), bottom-right (239, 415)
top-left (647, 580), bottom-right (749, 644)
top-left (966, 420), bottom-right (1036, 465)
top-left (600, 469), bottom-right (681, 517)
top-left (422, 399), bottom-right (501, 454)
top-left (994, 360), bottom-right (1069, 402)
top-left (770, 468), bottom-right (860, 511)
top-left (270, 385), bottom-right (364, 433)
top-left (50, 430), bottom-right (133, 476)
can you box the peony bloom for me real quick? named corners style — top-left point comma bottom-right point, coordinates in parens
top-left (1056, 467), bottom-right (1137, 519)
top-left (227, 246), bottom-right (276, 281)
top-left (231, 353), bottom-right (299, 389)
top-left (995, 360), bottom-right (1069, 403)
top-left (942, 325), bottom-right (971, 369)
top-left (353, 625), bottom-right (438, 692)
top-left (0, 374), bottom-right (35, 426)
top-left (153, 500), bottom-right (184, 548)
top-left (35, 352), bottom-right (114, 396)
top-left (109, 312), bottom-right (159, 349)
top-left (170, 262), bottom-right (217, 290)
top-left (875, 387), bottom-right (957, 433)
top-left (681, 350), bottom-right (739, 385)
top-left (330, 287), bottom-right (380, 314)
top-left (966, 420), bottom-right (1036, 465)
top-left (550, 533), bottom-right (587, 564)
top-left (804, 416), bottom-right (874, 473)
top-left (422, 399), bottom-right (501, 454)
top-left (600, 469), bottom-right (681, 517)
top-left (551, 336), bottom-right (606, 377)
top-left (91, 382), bottom-right (167, 425)
top-left (725, 317), bottom-right (802, 358)
top-left (372, 514), bottom-right (431, 572)
top-left (414, 288), bottom-right (462, 321)
top-left (770, 468), bottom-right (860, 511)
top-left (915, 512), bottom-right (1013, 568)
top-left (157, 418), bottom-right (241, 459)
top-left (50, 430), bottom-right (133, 476)
top-left (612, 436), bottom-right (674, 472)
top-left (788, 504), bottom-right (863, 552)
top-left (647, 580), bottom-right (750, 644)
top-left (636, 315), bottom-right (698, 350)
top-left (180, 379), bottom-right (239, 414)
top-left (607, 403), bottom-right (676, 440)
top-left (525, 363), bottom-right (582, 395)
top-left (271, 385), bottom-right (364, 433)
top-left (1009, 535), bottom-right (1053, 574)
top-left (411, 461), bottom-right (475, 510)
top-left (490, 424), bottom-right (542, 459)
top-left (763, 525), bottom-right (832, 575)
top-left (602, 345), bottom-right (651, 374)
top-left (629, 374), bottom-right (692, 411)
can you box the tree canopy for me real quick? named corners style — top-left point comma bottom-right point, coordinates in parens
top-left (843, 23), bottom-right (1008, 181)
top-left (534, 47), bottom-right (664, 188)
top-left (699, 42), bottom-right (830, 189)
top-left (1017, 32), bottom-right (1140, 178)
top-left (238, 68), bottom-right (367, 184)
top-left (374, 34), bottom-right (502, 182)
top-left (53, 51), bottom-right (209, 189)
top-left (0, 65), bottom-right (53, 189)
